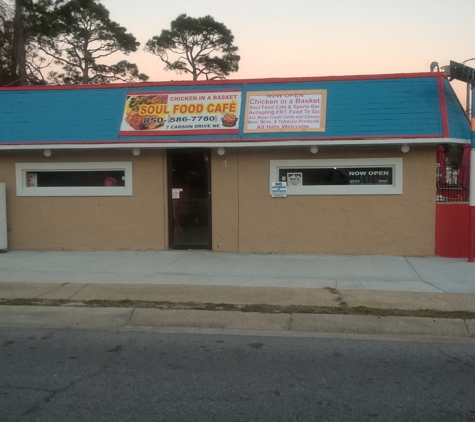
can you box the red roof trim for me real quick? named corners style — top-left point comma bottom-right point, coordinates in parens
top-left (441, 76), bottom-right (470, 123)
top-left (119, 129), bottom-right (239, 136)
top-left (437, 75), bottom-right (450, 138)
top-left (0, 72), bottom-right (443, 92)
top-left (125, 89), bottom-right (241, 95)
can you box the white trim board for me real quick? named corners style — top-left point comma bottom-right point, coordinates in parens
top-left (15, 162), bottom-right (133, 197)
top-left (0, 138), bottom-right (468, 152)
top-left (269, 158), bottom-right (403, 196)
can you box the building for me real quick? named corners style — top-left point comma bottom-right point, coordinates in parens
top-left (0, 72), bottom-right (470, 255)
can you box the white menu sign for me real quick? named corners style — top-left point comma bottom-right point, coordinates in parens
top-left (244, 90), bottom-right (327, 133)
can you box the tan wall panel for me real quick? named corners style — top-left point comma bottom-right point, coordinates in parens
top-left (211, 149), bottom-right (239, 252)
top-left (0, 146), bottom-right (436, 256)
top-left (236, 147), bottom-right (436, 256)
top-left (0, 150), bottom-right (167, 250)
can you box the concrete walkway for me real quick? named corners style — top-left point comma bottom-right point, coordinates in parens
top-left (0, 250), bottom-right (474, 293)
top-left (1, 250), bottom-right (474, 338)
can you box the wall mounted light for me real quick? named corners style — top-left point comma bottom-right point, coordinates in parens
top-left (217, 147), bottom-right (225, 156)
top-left (310, 146), bottom-right (319, 154)
top-left (132, 148), bottom-right (141, 156)
top-left (401, 144), bottom-right (410, 153)
top-left (43, 149), bottom-right (52, 157)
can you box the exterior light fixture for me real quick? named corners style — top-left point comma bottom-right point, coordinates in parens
top-left (401, 144), bottom-right (410, 153)
top-left (132, 148), bottom-right (141, 156)
top-left (217, 147), bottom-right (225, 156)
top-left (43, 149), bottom-right (52, 157)
top-left (310, 146), bottom-right (319, 154)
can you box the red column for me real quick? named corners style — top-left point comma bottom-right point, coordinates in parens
top-left (468, 97), bottom-right (475, 262)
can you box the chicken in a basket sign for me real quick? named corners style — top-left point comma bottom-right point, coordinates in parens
top-left (120, 90), bottom-right (241, 136)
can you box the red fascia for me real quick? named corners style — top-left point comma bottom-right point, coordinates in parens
top-left (0, 72), bottom-right (442, 92)
top-left (126, 89), bottom-right (241, 95)
top-left (119, 129), bottom-right (239, 137)
top-left (437, 74), bottom-right (450, 138)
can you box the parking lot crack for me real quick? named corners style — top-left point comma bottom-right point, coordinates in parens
top-left (13, 366), bottom-right (107, 422)
top-left (463, 319), bottom-right (470, 336)
top-left (127, 307), bottom-right (137, 325)
top-left (404, 257), bottom-right (446, 292)
top-left (324, 287), bottom-right (347, 308)
top-left (35, 283), bottom-right (71, 299)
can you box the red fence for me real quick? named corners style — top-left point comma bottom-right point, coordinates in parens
top-left (436, 166), bottom-right (469, 203)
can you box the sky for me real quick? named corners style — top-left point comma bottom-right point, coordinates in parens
top-left (99, 0), bottom-right (474, 105)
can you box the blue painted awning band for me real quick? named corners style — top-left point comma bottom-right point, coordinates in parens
top-left (0, 74), bottom-right (470, 145)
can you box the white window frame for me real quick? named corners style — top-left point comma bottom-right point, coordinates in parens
top-left (16, 162), bottom-right (133, 197)
top-left (269, 158), bottom-right (403, 195)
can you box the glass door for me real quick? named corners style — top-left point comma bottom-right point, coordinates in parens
top-left (168, 149), bottom-right (211, 250)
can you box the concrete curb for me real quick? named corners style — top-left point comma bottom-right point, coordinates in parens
top-left (0, 306), bottom-right (133, 330)
top-left (291, 314), bottom-right (470, 337)
top-left (132, 309), bottom-right (291, 331)
top-left (0, 306), bottom-right (473, 338)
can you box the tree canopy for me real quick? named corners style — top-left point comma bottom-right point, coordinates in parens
top-left (145, 14), bottom-right (240, 81)
top-left (0, 0), bottom-right (148, 86)
top-left (38, 0), bottom-right (148, 84)
top-left (0, 1), bottom-right (15, 85)
top-left (1, 0), bottom-right (70, 86)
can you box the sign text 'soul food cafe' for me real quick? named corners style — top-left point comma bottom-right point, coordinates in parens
top-left (120, 91), bottom-right (241, 135)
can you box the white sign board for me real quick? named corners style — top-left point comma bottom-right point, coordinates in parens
top-left (245, 90), bottom-right (327, 133)
top-left (120, 91), bottom-right (241, 135)
top-left (271, 182), bottom-right (287, 197)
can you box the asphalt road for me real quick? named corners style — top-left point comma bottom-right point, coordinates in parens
top-left (1, 328), bottom-right (475, 422)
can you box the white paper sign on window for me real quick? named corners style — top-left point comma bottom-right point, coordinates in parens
top-left (27, 173), bottom-right (37, 187)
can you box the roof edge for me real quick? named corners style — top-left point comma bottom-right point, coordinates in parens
top-left (0, 137), bottom-right (467, 151)
top-left (0, 72), bottom-right (444, 92)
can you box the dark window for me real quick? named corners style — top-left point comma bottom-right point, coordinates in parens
top-left (26, 170), bottom-right (126, 188)
top-left (278, 167), bottom-right (393, 186)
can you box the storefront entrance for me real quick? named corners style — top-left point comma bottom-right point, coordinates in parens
top-left (167, 149), bottom-right (211, 250)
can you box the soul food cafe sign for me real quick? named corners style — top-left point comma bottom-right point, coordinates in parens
top-left (244, 90), bottom-right (327, 133)
top-left (120, 91), bottom-right (241, 135)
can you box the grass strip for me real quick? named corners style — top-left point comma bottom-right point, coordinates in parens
top-left (1, 297), bottom-right (475, 320)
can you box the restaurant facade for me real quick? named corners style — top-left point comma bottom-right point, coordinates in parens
top-left (0, 72), bottom-right (470, 255)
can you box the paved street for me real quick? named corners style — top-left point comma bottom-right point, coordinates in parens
top-left (1, 328), bottom-right (475, 422)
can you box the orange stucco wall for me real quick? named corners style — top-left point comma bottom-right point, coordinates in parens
top-left (211, 149), bottom-right (239, 252)
top-left (0, 146), bottom-right (436, 256)
top-left (212, 146), bottom-right (436, 256)
top-left (0, 150), bottom-right (167, 250)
